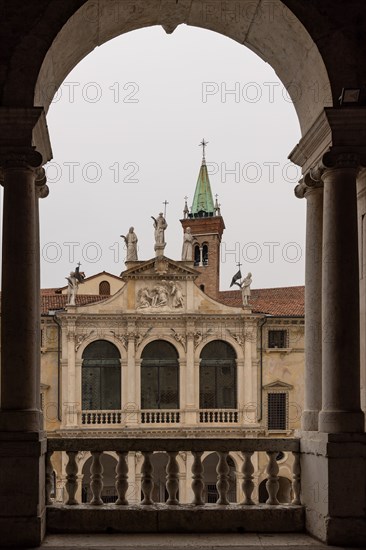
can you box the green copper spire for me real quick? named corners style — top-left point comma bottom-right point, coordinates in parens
top-left (191, 139), bottom-right (215, 216)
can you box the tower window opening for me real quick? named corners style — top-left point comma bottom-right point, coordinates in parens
top-left (194, 245), bottom-right (200, 266)
top-left (203, 244), bottom-right (208, 266)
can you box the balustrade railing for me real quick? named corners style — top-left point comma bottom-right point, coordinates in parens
top-left (46, 437), bottom-right (301, 508)
top-left (199, 409), bottom-right (239, 423)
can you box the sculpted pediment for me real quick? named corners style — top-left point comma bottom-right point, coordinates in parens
top-left (120, 256), bottom-right (199, 281)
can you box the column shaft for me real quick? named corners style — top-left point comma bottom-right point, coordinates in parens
top-left (1, 166), bottom-right (39, 430)
top-left (302, 187), bottom-right (323, 430)
top-left (319, 166), bottom-right (364, 432)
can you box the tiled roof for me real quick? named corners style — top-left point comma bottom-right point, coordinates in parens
top-left (41, 293), bottom-right (106, 314)
top-left (5, 285), bottom-right (305, 317)
top-left (218, 286), bottom-right (304, 316)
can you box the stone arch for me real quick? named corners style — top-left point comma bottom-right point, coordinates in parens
top-left (76, 333), bottom-right (126, 363)
top-left (195, 335), bottom-right (243, 362)
top-left (9, 0), bottom-right (332, 147)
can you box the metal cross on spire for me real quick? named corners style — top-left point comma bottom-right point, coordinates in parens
top-left (163, 200), bottom-right (169, 217)
top-left (199, 138), bottom-right (209, 160)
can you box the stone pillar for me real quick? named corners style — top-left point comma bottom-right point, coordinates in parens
top-left (356, 168), bottom-right (366, 423)
top-left (184, 327), bottom-right (196, 425)
top-left (295, 179), bottom-right (323, 430)
top-left (319, 157), bottom-right (365, 433)
top-left (126, 326), bottom-right (138, 426)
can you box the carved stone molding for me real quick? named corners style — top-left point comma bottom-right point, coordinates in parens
top-left (170, 328), bottom-right (186, 350)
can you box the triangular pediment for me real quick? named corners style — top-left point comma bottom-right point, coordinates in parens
top-left (263, 379), bottom-right (293, 390)
top-left (120, 256), bottom-right (199, 281)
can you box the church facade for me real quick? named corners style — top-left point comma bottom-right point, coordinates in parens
top-left (40, 151), bottom-right (305, 505)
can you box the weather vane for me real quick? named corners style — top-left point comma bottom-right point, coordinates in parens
top-left (199, 138), bottom-right (209, 160)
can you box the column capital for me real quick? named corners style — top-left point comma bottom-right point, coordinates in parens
top-left (289, 107), bottom-right (366, 175)
top-left (0, 107), bottom-right (52, 164)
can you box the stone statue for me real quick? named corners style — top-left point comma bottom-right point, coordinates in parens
top-left (66, 264), bottom-right (85, 306)
top-left (240, 272), bottom-right (252, 307)
top-left (152, 212), bottom-right (167, 246)
top-left (169, 281), bottom-right (184, 308)
top-left (181, 227), bottom-right (196, 261)
top-left (121, 227), bottom-right (138, 261)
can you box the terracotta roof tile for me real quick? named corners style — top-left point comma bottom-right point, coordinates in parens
top-left (41, 292), bottom-right (106, 314)
top-left (218, 286), bottom-right (304, 316)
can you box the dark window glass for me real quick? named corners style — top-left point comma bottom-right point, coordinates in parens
top-left (82, 340), bottom-right (120, 410)
top-left (141, 340), bottom-right (179, 409)
top-left (194, 245), bottom-right (200, 266)
top-left (267, 392), bottom-right (287, 430)
top-left (268, 329), bottom-right (287, 348)
top-left (202, 244), bottom-right (208, 265)
top-left (99, 280), bottom-right (111, 295)
top-left (199, 340), bottom-right (236, 409)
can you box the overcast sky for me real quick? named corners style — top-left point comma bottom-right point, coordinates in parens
top-left (7, 25), bottom-right (305, 290)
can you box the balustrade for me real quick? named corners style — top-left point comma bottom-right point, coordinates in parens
top-left (46, 437), bottom-right (300, 509)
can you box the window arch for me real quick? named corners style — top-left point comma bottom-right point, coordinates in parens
top-left (99, 280), bottom-right (111, 295)
top-left (82, 340), bottom-right (121, 410)
top-left (141, 340), bottom-right (179, 409)
top-left (200, 340), bottom-right (237, 409)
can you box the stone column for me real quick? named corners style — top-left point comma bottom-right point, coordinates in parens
top-left (295, 179), bottom-right (323, 430)
top-left (185, 327), bottom-right (196, 425)
top-left (319, 155), bottom-right (365, 433)
top-left (356, 168), bottom-right (366, 423)
top-left (0, 154), bottom-right (49, 545)
top-left (126, 326), bottom-right (138, 426)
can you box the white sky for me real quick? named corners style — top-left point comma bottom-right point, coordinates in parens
top-left (6, 25), bottom-right (306, 290)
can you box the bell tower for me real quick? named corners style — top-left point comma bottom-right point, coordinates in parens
top-left (180, 140), bottom-right (225, 298)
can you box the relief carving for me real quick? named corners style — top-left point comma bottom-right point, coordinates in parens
top-left (137, 280), bottom-right (184, 309)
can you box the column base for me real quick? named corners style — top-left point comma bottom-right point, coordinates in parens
top-left (0, 408), bottom-right (42, 431)
top-left (299, 430), bottom-right (366, 546)
top-left (301, 410), bottom-right (319, 431)
top-left (318, 409), bottom-right (365, 433)
top-left (0, 431), bottom-right (46, 547)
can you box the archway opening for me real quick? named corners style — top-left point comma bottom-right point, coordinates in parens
top-left (200, 340), bottom-right (237, 409)
top-left (141, 340), bottom-right (179, 410)
top-left (82, 340), bottom-right (121, 410)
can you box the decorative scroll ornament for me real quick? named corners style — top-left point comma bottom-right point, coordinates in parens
top-left (75, 330), bottom-right (95, 351)
top-left (110, 330), bottom-right (128, 349)
top-left (171, 328), bottom-right (186, 350)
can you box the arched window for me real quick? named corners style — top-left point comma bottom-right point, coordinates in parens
top-left (194, 244), bottom-right (200, 266)
top-left (202, 244), bottom-right (208, 266)
top-left (200, 340), bottom-right (236, 409)
top-left (141, 340), bottom-right (179, 409)
top-left (99, 280), bottom-right (111, 295)
top-left (82, 340), bottom-right (121, 410)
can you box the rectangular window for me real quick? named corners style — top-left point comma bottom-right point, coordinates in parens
top-left (268, 329), bottom-right (287, 348)
top-left (267, 392), bottom-right (287, 430)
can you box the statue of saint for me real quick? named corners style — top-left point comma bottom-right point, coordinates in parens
top-left (240, 272), bottom-right (252, 307)
top-left (66, 264), bottom-right (85, 306)
top-left (152, 212), bottom-right (167, 245)
top-left (121, 227), bottom-right (138, 261)
top-left (181, 227), bottom-right (196, 261)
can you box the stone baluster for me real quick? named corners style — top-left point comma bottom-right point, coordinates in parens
top-left (292, 451), bottom-right (301, 505)
top-left (191, 451), bottom-right (204, 505)
top-left (65, 451), bottom-right (79, 505)
top-left (90, 451), bottom-right (104, 505)
top-left (265, 451), bottom-right (279, 505)
top-left (241, 451), bottom-right (255, 505)
top-left (115, 451), bottom-right (129, 505)
top-left (45, 451), bottom-right (54, 505)
top-left (216, 451), bottom-right (230, 505)
top-left (141, 452), bottom-right (154, 505)
top-left (166, 451), bottom-right (179, 505)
